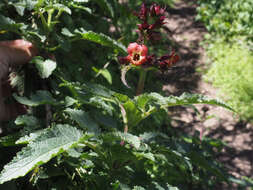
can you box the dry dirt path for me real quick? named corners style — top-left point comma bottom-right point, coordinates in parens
top-left (162, 0), bottom-right (253, 188)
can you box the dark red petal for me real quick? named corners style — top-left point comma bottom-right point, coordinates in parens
top-left (118, 56), bottom-right (130, 65)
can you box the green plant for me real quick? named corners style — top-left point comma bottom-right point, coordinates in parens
top-left (196, 0), bottom-right (253, 42)
top-left (0, 1), bottom-right (250, 189)
top-left (204, 40), bottom-right (253, 121)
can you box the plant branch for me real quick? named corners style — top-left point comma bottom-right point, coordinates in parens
top-left (136, 69), bottom-right (147, 96)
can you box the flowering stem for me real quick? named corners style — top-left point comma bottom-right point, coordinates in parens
top-left (136, 69), bottom-right (147, 96)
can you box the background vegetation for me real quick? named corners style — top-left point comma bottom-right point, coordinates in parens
top-left (197, 0), bottom-right (253, 121)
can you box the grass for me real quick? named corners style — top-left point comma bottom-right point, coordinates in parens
top-left (204, 39), bottom-right (253, 120)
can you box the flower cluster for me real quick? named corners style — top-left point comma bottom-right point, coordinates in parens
top-left (135, 3), bottom-right (166, 42)
top-left (118, 3), bottom-right (179, 71)
top-left (119, 42), bottom-right (179, 71)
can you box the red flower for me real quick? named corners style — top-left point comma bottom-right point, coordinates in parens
top-left (150, 4), bottom-right (165, 16)
top-left (149, 16), bottom-right (166, 30)
top-left (126, 42), bottom-right (148, 65)
top-left (158, 51), bottom-right (180, 69)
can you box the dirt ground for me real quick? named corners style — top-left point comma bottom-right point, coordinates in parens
top-left (162, 0), bottom-right (253, 189)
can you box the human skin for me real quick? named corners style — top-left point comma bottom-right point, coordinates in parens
top-left (0, 39), bottom-right (37, 121)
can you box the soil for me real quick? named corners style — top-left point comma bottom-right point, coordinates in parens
top-left (162, 0), bottom-right (253, 189)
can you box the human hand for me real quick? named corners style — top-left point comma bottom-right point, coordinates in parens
top-left (0, 39), bottom-right (37, 121)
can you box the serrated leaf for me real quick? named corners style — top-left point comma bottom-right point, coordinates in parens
top-left (31, 56), bottom-right (57, 79)
top-left (76, 29), bottom-right (126, 53)
top-left (80, 82), bottom-right (115, 98)
top-left (13, 90), bottom-right (58, 106)
top-left (166, 93), bottom-right (234, 111)
top-left (0, 124), bottom-right (84, 184)
top-left (65, 108), bottom-right (100, 134)
top-left (88, 97), bottom-right (114, 115)
top-left (16, 130), bottom-right (44, 144)
top-left (135, 92), bottom-right (234, 111)
top-left (139, 132), bottom-right (169, 143)
top-left (103, 132), bottom-right (140, 149)
top-left (15, 115), bottom-right (39, 126)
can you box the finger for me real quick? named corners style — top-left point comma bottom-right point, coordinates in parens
top-left (1, 79), bottom-right (12, 98)
top-left (0, 101), bottom-right (27, 121)
top-left (0, 39), bottom-right (38, 67)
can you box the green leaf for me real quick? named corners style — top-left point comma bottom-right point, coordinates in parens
top-left (133, 152), bottom-right (155, 162)
top-left (0, 14), bottom-right (24, 33)
top-left (0, 133), bottom-right (21, 147)
top-left (75, 29), bottom-right (127, 53)
top-left (139, 132), bottom-right (169, 143)
top-left (88, 97), bottom-right (114, 115)
top-left (135, 92), bottom-right (234, 111)
top-left (64, 96), bottom-right (77, 107)
top-left (166, 184), bottom-right (179, 190)
top-left (61, 28), bottom-right (75, 37)
top-left (0, 124), bottom-right (84, 184)
top-left (80, 82), bottom-right (115, 98)
top-left (93, 67), bottom-right (112, 84)
top-left (122, 99), bottom-right (143, 128)
top-left (31, 56), bottom-right (57, 79)
top-left (73, 0), bottom-right (89, 2)
top-left (15, 130), bottom-right (44, 144)
top-left (11, 2), bottom-right (26, 16)
top-left (15, 115), bottom-right (39, 126)
top-left (133, 186), bottom-right (145, 190)
top-left (65, 108), bottom-right (100, 134)
top-left (100, 69), bottom-right (112, 84)
top-left (13, 90), bottom-right (58, 106)
top-left (166, 93), bottom-right (234, 111)
top-left (103, 132), bottom-right (141, 149)
top-left (45, 4), bottom-right (71, 15)
top-left (93, 0), bottom-right (114, 18)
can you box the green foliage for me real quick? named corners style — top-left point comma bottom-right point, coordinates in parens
top-left (204, 40), bottom-right (253, 120)
top-left (0, 124), bottom-right (85, 184)
top-left (31, 56), bottom-right (57, 79)
top-left (197, 0), bottom-right (253, 41)
top-left (0, 0), bottom-right (248, 189)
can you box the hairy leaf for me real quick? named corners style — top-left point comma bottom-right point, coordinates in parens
top-left (0, 124), bottom-right (84, 184)
top-left (31, 56), bottom-right (57, 79)
top-left (135, 92), bottom-right (234, 111)
top-left (103, 132), bottom-right (141, 149)
top-left (65, 108), bottom-right (100, 134)
top-left (76, 29), bottom-right (127, 53)
top-left (13, 90), bottom-right (58, 106)
top-left (15, 115), bottom-right (39, 126)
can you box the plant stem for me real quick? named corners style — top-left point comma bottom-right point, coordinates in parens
top-left (136, 69), bottom-right (147, 96)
